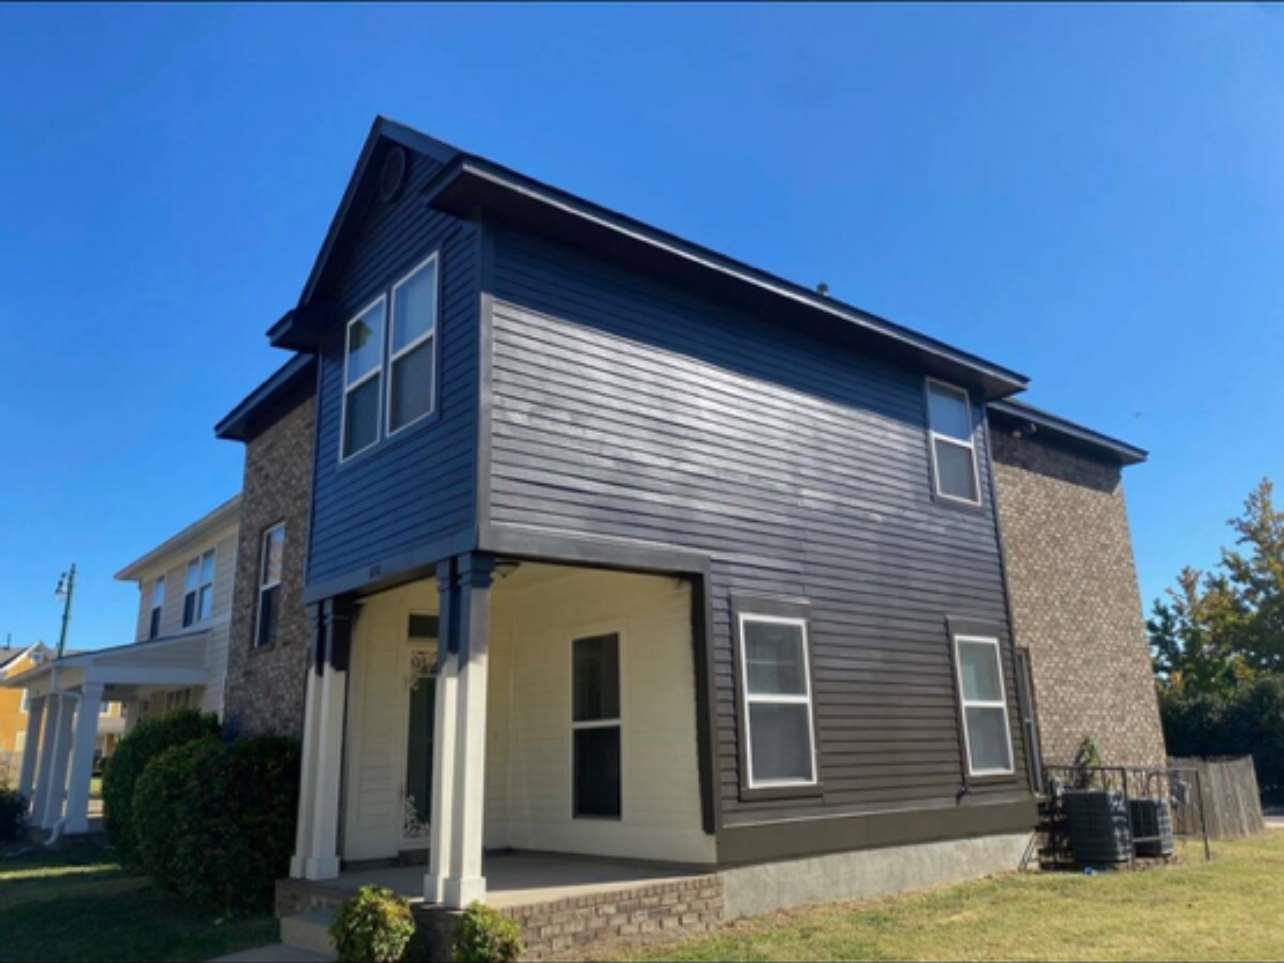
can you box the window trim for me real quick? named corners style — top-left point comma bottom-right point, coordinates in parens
top-left (569, 626), bottom-right (624, 821)
top-left (149, 575), bottom-right (165, 640)
top-left (731, 595), bottom-right (822, 799)
top-left (338, 294), bottom-right (388, 464)
top-left (924, 377), bottom-right (982, 507)
top-left (254, 522), bottom-right (286, 649)
top-left (183, 549), bottom-right (216, 628)
top-left (385, 251), bottom-right (441, 439)
top-left (951, 633), bottom-right (1016, 778)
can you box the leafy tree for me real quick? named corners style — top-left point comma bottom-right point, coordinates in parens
top-left (1149, 478), bottom-right (1284, 695)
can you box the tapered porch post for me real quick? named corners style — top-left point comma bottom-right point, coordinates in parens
top-left (303, 596), bottom-right (354, 880)
top-left (17, 694), bottom-right (45, 804)
top-left (289, 609), bottom-right (324, 878)
top-left (64, 682), bottom-right (103, 834)
top-left (425, 559), bottom-right (459, 904)
top-left (30, 694), bottom-right (61, 821)
top-left (443, 553), bottom-right (495, 908)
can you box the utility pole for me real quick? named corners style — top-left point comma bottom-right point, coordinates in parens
top-left (55, 563), bottom-right (76, 658)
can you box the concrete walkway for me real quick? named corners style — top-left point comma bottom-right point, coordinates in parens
top-left (213, 946), bottom-right (329, 962)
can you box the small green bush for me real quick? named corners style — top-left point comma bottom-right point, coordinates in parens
top-left (0, 785), bottom-right (26, 843)
top-left (451, 902), bottom-right (522, 963)
top-left (102, 708), bottom-right (219, 862)
top-left (330, 886), bottom-right (416, 963)
top-left (131, 732), bottom-right (300, 913)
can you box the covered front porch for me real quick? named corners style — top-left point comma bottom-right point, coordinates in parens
top-left (289, 553), bottom-right (715, 910)
top-left (3, 632), bottom-right (211, 837)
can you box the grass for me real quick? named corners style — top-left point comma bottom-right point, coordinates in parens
top-left (620, 833), bottom-right (1284, 961)
top-left (0, 839), bottom-right (278, 962)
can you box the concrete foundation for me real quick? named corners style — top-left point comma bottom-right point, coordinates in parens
top-left (719, 831), bottom-right (1033, 920)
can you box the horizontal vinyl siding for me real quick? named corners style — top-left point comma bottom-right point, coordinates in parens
top-left (307, 147), bottom-right (479, 588)
top-left (487, 227), bottom-right (1029, 828)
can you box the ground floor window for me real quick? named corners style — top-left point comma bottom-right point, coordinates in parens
top-left (953, 634), bottom-right (1015, 776)
top-left (571, 631), bottom-right (621, 819)
top-left (737, 611), bottom-right (819, 789)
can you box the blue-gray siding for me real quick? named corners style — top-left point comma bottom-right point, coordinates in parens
top-left (485, 226), bottom-right (1030, 826)
top-left (307, 148), bottom-right (479, 589)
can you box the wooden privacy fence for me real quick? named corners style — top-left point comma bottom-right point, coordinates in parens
top-left (1169, 755), bottom-right (1265, 839)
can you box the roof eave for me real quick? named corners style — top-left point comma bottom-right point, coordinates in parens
top-left (988, 399), bottom-right (1148, 466)
top-left (114, 495), bottom-right (243, 582)
top-left (423, 156), bottom-right (1030, 400)
top-left (215, 354), bottom-right (316, 441)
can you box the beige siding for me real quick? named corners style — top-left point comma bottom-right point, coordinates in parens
top-left (124, 524), bottom-right (238, 719)
top-left (341, 565), bottom-right (713, 865)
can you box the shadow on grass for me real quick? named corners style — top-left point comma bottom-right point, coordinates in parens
top-left (0, 840), bottom-right (277, 963)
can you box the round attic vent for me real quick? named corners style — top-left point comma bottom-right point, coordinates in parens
top-left (378, 146), bottom-right (407, 203)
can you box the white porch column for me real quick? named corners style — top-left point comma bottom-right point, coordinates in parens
top-left (17, 694), bottom-right (46, 804)
top-left (64, 682), bottom-right (103, 835)
top-left (302, 596), bottom-right (354, 881)
top-left (426, 560), bottom-right (460, 904)
top-left (442, 554), bottom-right (494, 909)
top-left (39, 693), bottom-right (76, 830)
top-left (30, 694), bottom-right (61, 820)
top-left (290, 631), bottom-right (323, 879)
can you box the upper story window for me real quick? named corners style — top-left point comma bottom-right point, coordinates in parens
top-left (20, 688), bottom-right (29, 713)
top-left (149, 576), bottom-right (165, 640)
top-left (255, 523), bottom-right (286, 648)
top-left (388, 254), bottom-right (439, 435)
top-left (926, 379), bottom-right (981, 505)
top-left (182, 549), bottom-right (216, 627)
top-left (737, 611), bottom-right (819, 790)
top-left (341, 297), bottom-right (387, 460)
top-left (100, 700), bottom-right (112, 716)
top-left (952, 634), bottom-right (1015, 777)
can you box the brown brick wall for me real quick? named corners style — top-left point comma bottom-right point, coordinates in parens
top-left (990, 429), bottom-right (1166, 770)
top-left (224, 395), bottom-right (315, 739)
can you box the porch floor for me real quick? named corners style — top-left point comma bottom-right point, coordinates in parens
top-left (319, 852), bottom-right (708, 909)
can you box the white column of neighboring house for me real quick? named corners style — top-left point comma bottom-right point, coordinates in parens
top-left (64, 681), bottom-right (103, 834)
top-left (17, 693), bottom-right (45, 803)
top-left (426, 554), bottom-right (494, 909)
top-left (291, 598), bottom-right (353, 881)
top-left (37, 692), bottom-right (76, 830)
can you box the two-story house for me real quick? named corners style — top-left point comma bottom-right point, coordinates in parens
top-left (5, 497), bottom-right (239, 838)
top-left (204, 117), bottom-right (1164, 949)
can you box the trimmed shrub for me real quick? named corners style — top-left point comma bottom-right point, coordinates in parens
top-left (330, 886), bottom-right (415, 963)
top-left (451, 902), bottom-right (522, 963)
top-left (132, 732), bottom-right (300, 913)
top-left (0, 785), bottom-right (26, 844)
top-left (102, 708), bottom-right (219, 862)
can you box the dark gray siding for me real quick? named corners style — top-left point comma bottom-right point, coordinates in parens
top-left (307, 147), bottom-right (479, 592)
top-left (485, 226), bottom-right (1030, 830)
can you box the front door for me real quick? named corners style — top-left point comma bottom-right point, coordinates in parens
top-left (400, 644), bottom-right (437, 848)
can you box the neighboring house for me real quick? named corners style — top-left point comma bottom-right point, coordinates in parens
top-left (205, 115), bottom-right (1163, 922)
top-left (0, 644), bottom-right (48, 782)
top-left (3, 497), bottom-right (239, 836)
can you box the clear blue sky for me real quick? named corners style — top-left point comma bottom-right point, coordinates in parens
top-left (2, 4), bottom-right (1281, 652)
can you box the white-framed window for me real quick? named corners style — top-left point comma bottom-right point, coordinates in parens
top-left (100, 700), bottom-right (111, 716)
top-left (340, 296), bottom-right (387, 461)
top-left (925, 378), bottom-right (981, 505)
top-left (149, 576), bottom-right (165, 640)
top-left (183, 549), bottom-right (216, 627)
top-left (255, 523), bottom-right (286, 648)
top-left (737, 613), bottom-right (819, 789)
top-left (571, 631), bottom-right (622, 819)
top-left (19, 688), bottom-right (29, 713)
top-left (387, 253), bottom-right (439, 436)
top-left (953, 634), bottom-right (1015, 776)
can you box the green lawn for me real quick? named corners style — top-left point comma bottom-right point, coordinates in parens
top-left (621, 833), bottom-right (1284, 962)
top-left (0, 840), bottom-right (277, 963)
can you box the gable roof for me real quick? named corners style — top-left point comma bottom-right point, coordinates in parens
top-left (114, 494), bottom-right (242, 582)
top-left (987, 398), bottom-right (1147, 466)
top-left (214, 352), bottom-right (315, 442)
top-left (267, 117), bottom-right (1028, 400)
